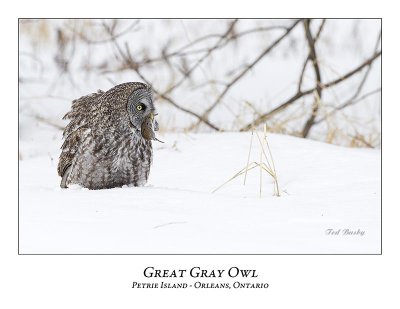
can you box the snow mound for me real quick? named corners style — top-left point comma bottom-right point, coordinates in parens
top-left (19, 133), bottom-right (381, 254)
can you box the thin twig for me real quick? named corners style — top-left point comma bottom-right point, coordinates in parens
top-left (314, 88), bottom-right (381, 125)
top-left (244, 130), bottom-right (254, 185)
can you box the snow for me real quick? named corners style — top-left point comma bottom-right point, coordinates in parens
top-left (19, 132), bottom-right (381, 254)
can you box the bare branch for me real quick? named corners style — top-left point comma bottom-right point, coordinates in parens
top-left (301, 19), bottom-right (324, 138)
top-left (33, 114), bottom-right (64, 131)
top-left (240, 50), bottom-right (381, 131)
top-left (141, 24), bottom-right (290, 64)
top-left (314, 88), bottom-right (381, 125)
top-left (192, 19), bottom-right (302, 130)
top-left (313, 30), bottom-right (381, 126)
top-left (68, 20), bottom-right (140, 45)
top-left (297, 19), bottom-right (326, 93)
top-left (160, 19), bottom-right (239, 96)
top-left (345, 30), bottom-right (381, 102)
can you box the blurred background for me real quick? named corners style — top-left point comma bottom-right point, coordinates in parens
top-left (19, 19), bottom-right (381, 159)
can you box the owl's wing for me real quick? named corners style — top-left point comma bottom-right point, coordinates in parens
top-left (58, 127), bottom-right (88, 176)
top-left (57, 90), bottom-right (104, 181)
top-left (62, 90), bottom-right (104, 139)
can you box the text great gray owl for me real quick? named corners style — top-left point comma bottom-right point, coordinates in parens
top-left (57, 82), bottom-right (160, 190)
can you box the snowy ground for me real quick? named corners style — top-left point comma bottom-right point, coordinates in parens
top-left (19, 132), bottom-right (381, 254)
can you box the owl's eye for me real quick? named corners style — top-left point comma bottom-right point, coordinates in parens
top-left (136, 104), bottom-right (144, 111)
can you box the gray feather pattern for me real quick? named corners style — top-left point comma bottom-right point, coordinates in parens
top-left (58, 82), bottom-right (154, 190)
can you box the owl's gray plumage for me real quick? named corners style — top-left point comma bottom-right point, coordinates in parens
top-left (58, 82), bottom-right (159, 190)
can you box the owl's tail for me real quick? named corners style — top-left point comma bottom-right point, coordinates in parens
top-left (60, 165), bottom-right (71, 189)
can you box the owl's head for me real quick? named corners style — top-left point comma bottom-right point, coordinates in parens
top-left (126, 84), bottom-right (160, 141)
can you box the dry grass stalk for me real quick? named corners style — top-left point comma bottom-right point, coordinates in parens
top-left (212, 124), bottom-right (280, 197)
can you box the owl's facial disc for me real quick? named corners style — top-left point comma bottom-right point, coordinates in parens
top-left (127, 87), bottom-right (163, 142)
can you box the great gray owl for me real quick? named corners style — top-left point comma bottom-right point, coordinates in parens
top-left (57, 82), bottom-right (161, 190)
